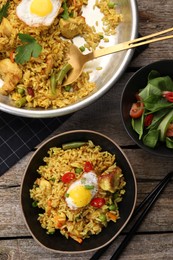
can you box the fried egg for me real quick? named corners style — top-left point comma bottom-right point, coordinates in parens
top-left (16, 0), bottom-right (62, 27)
top-left (65, 171), bottom-right (98, 210)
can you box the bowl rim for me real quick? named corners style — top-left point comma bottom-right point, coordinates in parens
top-left (120, 59), bottom-right (173, 157)
top-left (20, 129), bottom-right (137, 253)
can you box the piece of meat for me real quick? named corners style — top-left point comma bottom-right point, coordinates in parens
top-left (0, 17), bottom-right (13, 37)
top-left (98, 166), bottom-right (123, 193)
top-left (59, 16), bottom-right (85, 39)
top-left (0, 59), bottom-right (22, 95)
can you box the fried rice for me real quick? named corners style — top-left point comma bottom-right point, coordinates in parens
top-left (0, 0), bottom-right (122, 109)
top-left (30, 140), bottom-right (126, 243)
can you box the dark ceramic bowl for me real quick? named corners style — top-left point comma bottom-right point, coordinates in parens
top-left (121, 59), bottom-right (173, 157)
top-left (21, 130), bottom-right (137, 253)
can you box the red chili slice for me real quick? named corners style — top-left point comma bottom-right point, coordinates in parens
top-left (144, 114), bottom-right (154, 127)
top-left (162, 91), bottom-right (173, 102)
top-left (27, 86), bottom-right (34, 97)
top-left (84, 161), bottom-right (93, 172)
top-left (166, 123), bottom-right (173, 137)
top-left (61, 172), bottom-right (75, 183)
top-left (90, 198), bottom-right (106, 208)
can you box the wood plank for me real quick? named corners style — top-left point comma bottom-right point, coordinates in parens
top-left (0, 233), bottom-right (173, 260)
top-left (132, 0), bottom-right (173, 67)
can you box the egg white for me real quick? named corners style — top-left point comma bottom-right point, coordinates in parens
top-left (0, 78), bottom-right (4, 88)
top-left (65, 171), bottom-right (98, 210)
top-left (16, 0), bottom-right (62, 27)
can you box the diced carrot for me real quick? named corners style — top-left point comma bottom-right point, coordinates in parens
top-left (54, 214), bottom-right (66, 228)
top-left (69, 233), bottom-right (83, 244)
top-left (47, 200), bottom-right (52, 207)
top-left (10, 51), bottom-right (15, 63)
top-left (106, 212), bottom-right (118, 222)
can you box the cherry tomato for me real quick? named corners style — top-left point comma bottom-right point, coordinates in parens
top-left (84, 161), bottom-right (93, 172)
top-left (90, 198), bottom-right (106, 208)
top-left (61, 172), bottom-right (75, 183)
top-left (162, 91), bottom-right (173, 102)
top-left (129, 101), bottom-right (144, 119)
top-left (135, 93), bottom-right (142, 101)
top-left (144, 114), bottom-right (154, 127)
top-left (166, 123), bottom-right (173, 137)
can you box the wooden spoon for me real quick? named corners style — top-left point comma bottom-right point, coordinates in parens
top-left (63, 27), bottom-right (173, 86)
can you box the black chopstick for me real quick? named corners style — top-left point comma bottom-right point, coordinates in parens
top-left (90, 171), bottom-right (173, 260)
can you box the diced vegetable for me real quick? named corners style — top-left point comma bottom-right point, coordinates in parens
top-left (130, 101), bottom-right (144, 118)
top-left (50, 64), bottom-right (73, 94)
top-left (162, 91), bottom-right (173, 103)
top-left (69, 233), bottom-right (83, 244)
top-left (75, 167), bottom-right (83, 174)
top-left (106, 212), bottom-right (118, 222)
top-left (55, 63), bottom-right (73, 85)
top-left (15, 97), bottom-right (26, 107)
top-left (90, 197), bottom-right (106, 208)
top-left (99, 213), bottom-right (107, 222)
top-left (50, 73), bottom-right (57, 95)
top-left (79, 46), bottom-right (85, 52)
top-left (84, 161), bottom-right (93, 172)
top-left (108, 204), bottom-right (117, 211)
top-left (32, 201), bottom-right (38, 207)
top-left (144, 114), bottom-right (154, 127)
top-left (107, 2), bottom-right (116, 8)
top-left (61, 172), bottom-right (75, 183)
top-left (62, 141), bottom-right (87, 150)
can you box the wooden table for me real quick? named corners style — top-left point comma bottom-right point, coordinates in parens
top-left (1, 0), bottom-right (173, 259)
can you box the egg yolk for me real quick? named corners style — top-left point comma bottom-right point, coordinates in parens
top-left (30, 0), bottom-right (53, 17)
top-left (69, 186), bottom-right (92, 207)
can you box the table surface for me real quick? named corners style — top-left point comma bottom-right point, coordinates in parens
top-left (1, 0), bottom-right (173, 259)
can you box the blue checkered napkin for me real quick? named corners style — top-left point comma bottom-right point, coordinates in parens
top-left (0, 111), bottom-right (69, 176)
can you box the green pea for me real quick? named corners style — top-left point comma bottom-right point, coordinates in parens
top-left (79, 46), bottom-right (85, 52)
top-left (64, 85), bottom-right (72, 92)
top-left (109, 204), bottom-right (117, 211)
top-left (108, 2), bottom-right (116, 8)
top-left (75, 167), bottom-right (83, 174)
top-left (17, 87), bottom-right (25, 95)
top-left (99, 214), bottom-right (107, 222)
top-left (32, 201), bottom-right (38, 207)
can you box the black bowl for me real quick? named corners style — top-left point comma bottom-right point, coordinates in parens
top-left (121, 59), bottom-right (173, 157)
top-left (21, 130), bottom-right (137, 253)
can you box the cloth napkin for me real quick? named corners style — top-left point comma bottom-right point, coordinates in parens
top-left (0, 112), bottom-right (69, 176)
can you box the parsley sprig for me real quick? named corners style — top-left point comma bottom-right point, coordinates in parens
top-left (0, 0), bottom-right (10, 23)
top-left (15, 33), bottom-right (42, 65)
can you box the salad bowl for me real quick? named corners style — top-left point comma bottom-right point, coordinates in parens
top-left (121, 59), bottom-right (173, 157)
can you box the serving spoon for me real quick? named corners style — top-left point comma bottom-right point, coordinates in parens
top-left (63, 27), bottom-right (173, 85)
